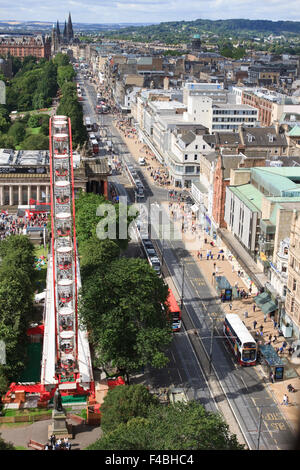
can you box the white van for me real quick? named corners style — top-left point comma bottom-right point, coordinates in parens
top-left (138, 157), bottom-right (146, 166)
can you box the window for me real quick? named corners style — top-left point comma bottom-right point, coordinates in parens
top-left (185, 166), bottom-right (195, 174)
top-left (195, 145), bottom-right (198, 149)
top-left (293, 278), bottom-right (297, 291)
top-left (194, 155), bottom-right (198, 160)
top-left (184, 155), bottom-right (188, 161)
top-left (203, 145), bottom-right (206, 149)
top-left (291, 299), bottom-right (295, 313)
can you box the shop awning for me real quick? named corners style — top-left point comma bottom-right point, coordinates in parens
top-left (261, 300), bottom-right (277, 315)
top-left (254, 292), bottom-right (277, 314)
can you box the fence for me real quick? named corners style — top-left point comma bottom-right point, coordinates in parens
top-left (0, 412), bottom-right (51, 424)
top-left (0, 411), bottom-right (85, 424)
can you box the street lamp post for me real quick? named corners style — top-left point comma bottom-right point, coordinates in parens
top-left (180, 262), bottom-right (185, 311)
top-left (208, 317), bottom-right (215, 375)
top-left (161, 235), bottom-right (165, 267)
top-left (257, 407), bottom-right (263, 450)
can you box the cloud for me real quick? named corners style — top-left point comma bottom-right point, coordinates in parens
top-left (1, 0), bottom-right (300, 23)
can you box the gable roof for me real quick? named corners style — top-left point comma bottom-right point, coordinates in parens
top-left (240, 126), bottom-right (287, 147)
top-left (179, 131), bottom-right (196, 146)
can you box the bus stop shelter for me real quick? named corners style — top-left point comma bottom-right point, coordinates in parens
top-left (259, 344), bottom-right (284, 380)
top-left (214, 276), bottom-right (232, 301)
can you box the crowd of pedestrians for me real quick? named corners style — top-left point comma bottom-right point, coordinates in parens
top-left (0, 211), bottom-right (48, 241)
top-left (45, 434), bottom-right (71, 451)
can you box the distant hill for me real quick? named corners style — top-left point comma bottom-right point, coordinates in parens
top-left (0, 20), bottom-right (156, 33)
top-left (1, 18), bottom-right (300, 39)
top-left (99, 18), bottom-right (300, 43)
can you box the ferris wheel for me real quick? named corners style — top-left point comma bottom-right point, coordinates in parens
top-left (49, 115), bottom-right (79, 384)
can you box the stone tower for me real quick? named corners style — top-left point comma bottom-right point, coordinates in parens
top-left (63, 20), bottom-right (67, 42)
top-left (56, 20), bottom-right (61, 44)
top-left (67, 12), bottom-right (74, 42)
top-left (51, 24), bottom-right (58, 55)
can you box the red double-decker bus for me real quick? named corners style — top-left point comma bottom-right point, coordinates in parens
top-left (166, 288), bottom-right (182, 332)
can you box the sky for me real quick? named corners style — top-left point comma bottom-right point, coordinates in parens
top-left (1, 0), bottom-right (300, 24)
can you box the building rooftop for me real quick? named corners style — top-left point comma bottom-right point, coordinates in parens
top-left (0, 149), bottom-right (49, 166)
top-left (251, 167), bottom-right (300, 197)
top-left (213, 103), bottom-right (257, 110)
top-left (287, 125), bottom-right (300, 137)
top-left (150, 100), bottom-right (186, 112)
top-left (229, 184), bottom-right (263, 213)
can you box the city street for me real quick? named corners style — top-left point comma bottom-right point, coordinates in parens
top-left (80, 74), bottom-right (298, 450)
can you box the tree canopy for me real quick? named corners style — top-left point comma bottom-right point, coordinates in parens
top-left (75, 191), bottom-right (134, 251)
top-left (99, 384), bottom-right (158, 434)
top-left (19, 133), bottom-right (49, 150)
top-left (0, 434), bottom-right (15, 451)
top-left (79, 257), bottom-right (172, 380)
top-left (87, 399), bottom-right (245, 450)
top-left (0, 236), bottom-right (35, 382)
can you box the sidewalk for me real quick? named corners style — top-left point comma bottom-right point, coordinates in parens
top-left (113, 117), bottom-right (300, 433)
top-left (113, 118), bottom-right (174, 190)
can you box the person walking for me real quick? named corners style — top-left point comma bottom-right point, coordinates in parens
top-left (229, 303), bottom-right (233, 311)
top-left (244, 311), bottom-right (248, 319)
top-left (281, 394), bottom-right (289, 406)
top-left (253, 320), bottom-right (257, 330)
top-left (253, 304), bottom-right (256, 313)
top-left (264, 313), bottom-right (268, 322)
top-left (270, 372), bottom-right (274, 383)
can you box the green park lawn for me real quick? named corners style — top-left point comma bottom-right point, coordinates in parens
top-left (26, 126), bottom-right (41, 135)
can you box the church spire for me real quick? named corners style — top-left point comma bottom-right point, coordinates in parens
top-left (63, 20), bottom-right (67, 40)
top-left (67, 12), bottom-right (74, 41)
top-left (56, 20), bottom-right (61, 43)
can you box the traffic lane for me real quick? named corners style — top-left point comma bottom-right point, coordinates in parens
top-left (178, 255), bottom-right (295, 448)
top-left (109, 171), bottom-right (215, 413)
top-left (146, 329), bottom-right (217, 414)
top-left (164, 239), bottom-right (295, 449)
top-left (157, 235), bottom-right (291, 448)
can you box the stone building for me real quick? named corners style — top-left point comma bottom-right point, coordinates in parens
top-left (224, 167), bottom-right (300, 266)
top-left (0, 35), bottom-right (51, 60)
top-left (285, 210), bottom-right (300, 338)
top-left (0, 149), bottom-right (109, 206)
top-left (212, 151), bottom-right (265, 234)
